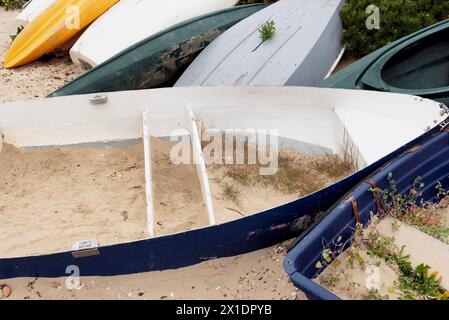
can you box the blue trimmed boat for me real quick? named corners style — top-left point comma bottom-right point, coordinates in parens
top-left (284, 123), bottom-right (449, 300)
top-left (0, 87), bottom-right (445, 279)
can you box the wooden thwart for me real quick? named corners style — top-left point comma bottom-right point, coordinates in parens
top-left (142, 109), bottom-right (155, 237)
top-left (186, 105), bottom-right (216, 226)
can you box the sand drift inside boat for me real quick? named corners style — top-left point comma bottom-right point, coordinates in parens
top-left (0, 87), bottom-right (445, 277)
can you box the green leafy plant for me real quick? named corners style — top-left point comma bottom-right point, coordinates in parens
top-left (365, 288), bottom-right (389, 300)
top-left (315, 236), bottom-right (344, 269)
top-left (259, 20), bottom-right (276, 42)
top-left (366, 231), bottom-right (448, 300)
top-left (370, 173), bottom-right (425, 216)
top-left (10, 25), bottom-right (24, 42)
top-left (370, 174), bottom-right (449, 243)
top-left (398, 264), bottom-right (449, 300)
top-left (0, 0), bottom-right (25, 10)
top-left (341, 0), bottom-right (449, 57)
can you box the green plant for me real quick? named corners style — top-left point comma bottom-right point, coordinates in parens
top-left (319, 272), bottom-right (341, 287)
top-left (365, 288), bottom-right (389, 300)
top-left (259, 20), bottom-right (276, 42)
top-left (370, 173), bottom-right (424, 216)
top-left (398, 264), bottom-right (449, 300)
top-left (10, 25), bottom-right (24, 42)
top-left (341, 0), bottom-right (449, 57)
top-left (370, 174), bottom-right (449, 243)
top-left (0, 0), bottom-right (25, 10)
top-left (404, 208), bottom-right (449, 244)
top-left (346, 223), bottom-right (366, 267)
top-left (315, 236), bottom-right (344, 269)
top-left (366, 230), bottom-right (448, 300)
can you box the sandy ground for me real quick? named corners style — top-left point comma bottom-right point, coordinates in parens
top-left (0, 8), bottom-right (84, 103)
top-left (151, 138), bottom-right (209, 236)
top-left (0, 143), bottom-right (148, 258)
top-left (209, 165), bottom-right (298, 224)
top-left (316, 249), bottom-right (400, 300)
top-left (1, 242), bottom-right (304, 300)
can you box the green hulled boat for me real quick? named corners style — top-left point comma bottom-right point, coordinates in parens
top-left (319, 19), bottom-right (449, 105)
top-left (49, 4), bottom-right (267, 97)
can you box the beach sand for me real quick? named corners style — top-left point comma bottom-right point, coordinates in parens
top-left (1, 242), bottom-right (305, 300)
top-left (0, 8), bottom-right (84, 103)
top-left (0, 143), bottom-right (148, 258)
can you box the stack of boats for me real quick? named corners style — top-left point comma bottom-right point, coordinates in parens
top-left (1, 0), bottom-right (449, 300)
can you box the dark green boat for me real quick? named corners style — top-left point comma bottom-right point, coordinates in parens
top-left (319, 19), bottom-right (449, 105)
top-left (49, 4), bottom-right (267, 97)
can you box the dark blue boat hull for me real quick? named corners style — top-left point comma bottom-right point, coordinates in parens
top-left (284, 126), bottom-right (449, 300)
top-left (0, 126), bottom-right (436, 279)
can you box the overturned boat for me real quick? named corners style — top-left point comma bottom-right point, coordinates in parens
top-left (320, 19), bottom-right (449, 106)
top-left (0, 87), bottom-right (445, 278)
top-left (16, 0), bottom-right (56, 25)
top-left (4, 0), bottom-right (118, 68)
top-left (284, 121), bottom-right (449, 300)
top-left (175, 0), bottom-right (345, 87)
top-left (49, 4), bottom-right (267, 97)
top-left (69, 0), bottom-right (239, 68)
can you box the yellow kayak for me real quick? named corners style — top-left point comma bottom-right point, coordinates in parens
top-left (4, 0), bottom-right (118, 68)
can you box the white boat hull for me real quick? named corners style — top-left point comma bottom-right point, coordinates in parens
top-left (69, 0), bottom-right (238, 68)
top-left (175, 0), bottom-right (345, 87)
top-left (1, 87), bottom-right (443, 168)
top-left (16, 0), bottom-right (56, 25)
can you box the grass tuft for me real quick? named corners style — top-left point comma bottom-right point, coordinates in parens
top-left (221, 183), bottom-right (242, 206)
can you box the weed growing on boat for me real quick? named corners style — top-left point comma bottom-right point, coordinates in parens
top-left (221, 183), bottom-right (242, 206)
top-left (10, 25), bottom-right (23, 42)
top-left (364, 288), bottom-right (389, 300)
top-left (312, 154), bottom-right (354, 179)
top-left (366, 230), bottom-right (448, 300)
top-left (398, 264), bottom-right (449, 300)
top-left (315, 236), bottom-right (345, 269)
top-left (319, 272), bottom-right (341, 288)
top-left (196, 118), bottom-right (355, 197)
top-left (316, 216), bottom-right (448, 300)
top-left (370, 173), bottom-right (449, 244)
top-left (312, 129), bottom-right (359, 179)
top-left (225, 152), bottom-right (354, 197)
top-left (346, 222), bottom-right (366, 267)
top-left (404, 207), bottom-right (449, 244)
top-left (259, 20), bottom-right (276, 42)
top-left (371, 173), bottom-right (424, 215)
